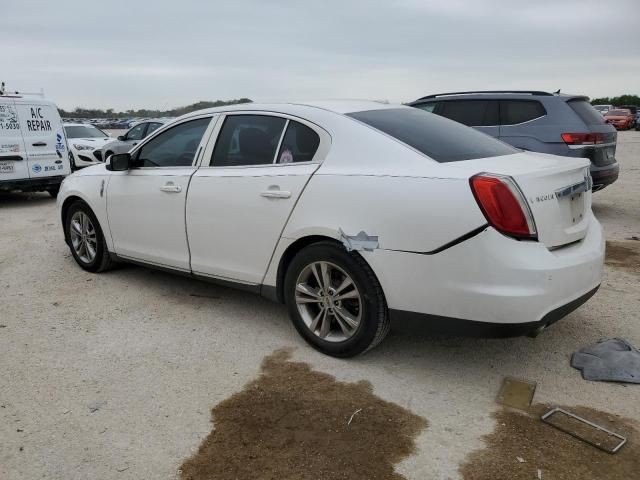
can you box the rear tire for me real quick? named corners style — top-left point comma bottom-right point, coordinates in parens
top-left (284, 241), bottom-right (389, 357)
top-left (47, 186), bottom-right (60, 198)
top-left (65, 201), bottom-right (113, 273)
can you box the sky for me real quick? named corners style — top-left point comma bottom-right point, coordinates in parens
top-left (3, 0), bottom-right (639, 111)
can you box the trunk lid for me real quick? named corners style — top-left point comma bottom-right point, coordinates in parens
top-left (453, 152), bottom-right (592, 248)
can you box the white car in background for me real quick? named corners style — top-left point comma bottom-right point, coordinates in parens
top-left (99, 119), bottom-right (169, 162)
top-left (592, 104), bottom-right (612, 115)
top-left (64, 123), bottom-right (112, 168)
top-left (57, 101), bottom-right (604, 357)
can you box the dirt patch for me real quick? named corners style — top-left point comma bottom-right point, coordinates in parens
top-left (460, 404), bottom-right (640, 480)
top-left (605, 240), bottom-right (640, 274)
top-left (180, 349), bottom-right (427, 480)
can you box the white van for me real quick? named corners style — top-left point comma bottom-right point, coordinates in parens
top-left (0, 92), bottom-right (71, 197)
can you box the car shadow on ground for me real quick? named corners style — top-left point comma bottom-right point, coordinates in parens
top-left (0, 192), bottom-right (55, 208)
top-left (101, 261), bottom-right (605, 379)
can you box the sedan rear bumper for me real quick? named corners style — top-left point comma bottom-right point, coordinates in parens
top-left (362, 215), bottom-right (604, 334)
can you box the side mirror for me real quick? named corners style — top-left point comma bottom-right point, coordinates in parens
top-left (107, 153), bottom-right (131, 171)
top-left (117, 135), bottom-right (126, 141)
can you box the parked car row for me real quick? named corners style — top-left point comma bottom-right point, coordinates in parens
top-left (61, 117), bottom-right (174, 130)
top-left (591, 104), bottom-right (638, 129)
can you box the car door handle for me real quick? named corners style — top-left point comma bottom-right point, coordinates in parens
top-left (261, 187), bottom-right (291, 199)
top-left (32, 142), bottom-right (47, 147)
top-left (160, 183), bottom-right (182, 193)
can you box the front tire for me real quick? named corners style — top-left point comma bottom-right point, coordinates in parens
top-left (65, 201), bottom-right (113, 273)
top-left (284, 241), bottom-right (389, 357)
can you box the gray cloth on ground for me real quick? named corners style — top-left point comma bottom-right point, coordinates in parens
top-left (571, 338), bottom-right (640, 383)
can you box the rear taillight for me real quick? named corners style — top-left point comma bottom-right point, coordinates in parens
top-left (561, 132), bottom-right (604, 145)
top-left (469, 173), bottom-right (537, 240)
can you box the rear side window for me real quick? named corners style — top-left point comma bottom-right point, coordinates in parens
top-left (276, 121), bottom-right (320, 163)
top-left (500, 101), bottom-right (546, 125)
top-left (211, 115), bottom-right (286, 167)
top-left (568, 100), bottom-right (607, 126)
top-left (347, 108), bottom-right (518, 163)
top-left (438, 100), bottom-right (499, 126)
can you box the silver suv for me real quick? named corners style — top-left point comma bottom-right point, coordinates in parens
top-left (409, 91), bottom-right (619, 191)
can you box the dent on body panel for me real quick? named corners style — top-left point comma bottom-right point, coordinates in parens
top-left (282, 174), bottom-right (485, 253)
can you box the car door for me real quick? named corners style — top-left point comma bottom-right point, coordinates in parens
top-left (0, 99), bottom-right (29, 181)
top-left (187, 113), bottom-right (330, 284)
top-left (13, 100), bottom-right (71, 178)
top-left (106, 116), bottom-right (215, 270)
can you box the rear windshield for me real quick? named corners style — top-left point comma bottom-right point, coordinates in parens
top-left (347, 108), bottom-right (517, 163)
top-left (568, 100), bottom-right (607, 125)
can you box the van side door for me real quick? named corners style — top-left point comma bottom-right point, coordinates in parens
top-left (0, 99), bottom-right (29, 182)
top-left (13, 101), bottom-right (71, 178)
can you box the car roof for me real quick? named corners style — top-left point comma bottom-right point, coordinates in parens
top-left (411, 91), bottom-right (588, 103)
top-left (178, 100), bottom-right (399, 121)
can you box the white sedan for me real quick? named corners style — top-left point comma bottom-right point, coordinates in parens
top-left (57, 101), bottom-right (604, 357)
top-left (63, 123), bottom-right (113, 168)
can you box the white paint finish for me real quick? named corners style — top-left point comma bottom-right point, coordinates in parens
top-left (56, 169), bottom-right (112, 248)
top-left (13, 100), bottom-right (71, 178)
top-left (59, 100), bottom-right (605, 328)
top-left (282, 173), bottom-right (486, 252)
top-left (450, 151), bottom-right (592, 247)
top-left (106, 168), bottom-right (194, 270)
top-left (188, 163), bottom-right (318, 283)
top-left (361, 215), bottom-right (604, 323)
top-left (0, 97), bottom-right (29, 181)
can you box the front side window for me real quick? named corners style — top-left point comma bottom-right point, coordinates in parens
top-left (126, 123), bottom-right (146, 141)
top-left (438, 100), bottom-right (499, 127)
top-left (276, 121), bottom-right (320, 164)
top-left (133, 117), bottom-right (210, 167)
top-left (501, 100), bottom-right (546, 125)
top-left (211, 115), bottom-right (286, 167)
top-left (347, 108), bottom-right (517, 163)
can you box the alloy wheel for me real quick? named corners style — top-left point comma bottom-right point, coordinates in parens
top-left (294, 261), bottom-right (362, 342)
top-left (70, 211), bottom-right (97, 264)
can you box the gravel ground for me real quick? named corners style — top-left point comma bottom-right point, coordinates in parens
top-left (1, 132), bottom-right (639, 480)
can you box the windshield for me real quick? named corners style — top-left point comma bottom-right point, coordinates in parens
top-left (606, 110), bottom-right (629, 116)
top-left (347, 108), bottom-right (518, 163)
top-left (64, 125), bottom-right (108, 139)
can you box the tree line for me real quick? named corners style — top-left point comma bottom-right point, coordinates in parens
top-left (59, 98), bottom-right (253, 119)
top-left (590, 94), bottom-right (640, 106)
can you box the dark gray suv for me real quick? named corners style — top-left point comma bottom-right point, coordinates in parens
top-left (409, 91), bottom-right (619, 191)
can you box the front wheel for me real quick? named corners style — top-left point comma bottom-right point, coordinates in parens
top-left (65, 201), bottom-right (113, 273)
top-left (284, 241), bottom-right (389, 357)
